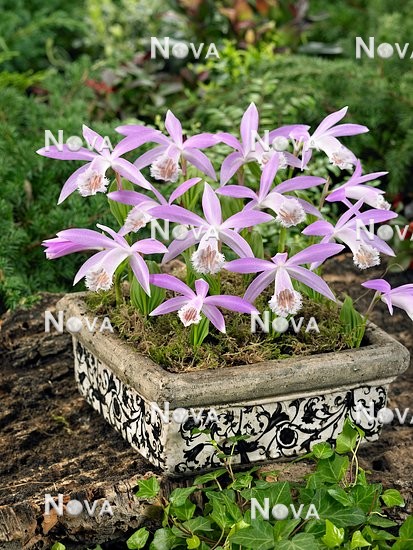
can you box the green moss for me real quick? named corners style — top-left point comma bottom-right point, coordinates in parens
top-left (85, 271), bottom-right (351, 373)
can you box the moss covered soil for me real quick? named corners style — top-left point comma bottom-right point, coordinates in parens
top-left (85, 270), bottom-right (354, 373)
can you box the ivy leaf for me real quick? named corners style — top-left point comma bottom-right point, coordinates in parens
top-left (183, 517), bottom-right (214, 533)
top-left (194, 468), bottom-right (227, 486)
top-left (169, 487), bottom-right (197, 507)
top-left (149, 527), bottom-right (180, 550)
top-left (393, 516), bottom-right (413, 550)
top-left (273, 519), bottom-right (301, 541)
top-left (381, 489), bottom-right (405, 507)
top-left (335, 418), bottom-right (359, 454)
top-left (312, 442), bottom-right (334, 459)
top-left (350, 530), bottom-right (371, 549)
top-left (322, 519), bottom-right (345, 548)
top-left (350, 484), bottom-right (382, 514)
top-left (186, 535), bottom-right (200, 549)
top-left (327, 487), bottom-right (354, 507)
top-left (127, 527), bottom-right (150, 549)
top-left (171, 499), bottom-right (196, 521)
top-left (136, 476), bottom-right (160, 499)
top-left (275, 533), bottom-right (318, 550)
top-left (230, 521), bottom-right (275, 550)
top-left (315, 454), bottom-right (349, 484)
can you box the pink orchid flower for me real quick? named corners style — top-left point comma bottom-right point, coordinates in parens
top-left (217, 154), bottom-right (324, 227)
top-left (108, 177), bottom-right (201, 236)
top-left (301, 106), bottom-right (369, 170)
top-left (42, 224), bottom-right (167, 295)
top-left (150, 182), bottom-right (273, 273)
top-left (149, 274), bottom-right (258, 333)
top-left (303, 199), bottom-right (397, 270)
top-left (326, 160), bottom-right (390, 210)
top-left (362, 279), bottom-right (413, 321)
top-left (37, 125), bottom-right (151, 204)
top-left (218, 102), bottom-right (309, 185)
top-left (116, 110), bottom-right (218, 181)
top-left (225, 243), bottom-right (344, 316)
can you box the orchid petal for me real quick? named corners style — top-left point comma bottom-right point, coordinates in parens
top-left (216, 185), bottom-right (257, 200)
top-left (259, 154), bottom-right (279, 200)
top-left (221, 210), bottom-right (273, 230)
top-left (149, 273), bottom-right (195, 298)
top-left (169, 178), bottom-right (201, 204)
top-left (150, 204), bottom-right (205, 227)
top-left (130, 253), bottom-right (151, 295)
top-left (134, 145), bottom-right (168, 169)
top-left (240, 103), bottom-right (259, 152)
top-left (57, 163), bottom-right (91, 204)
top-left (220, 152), bottom-right (244, 185)
top-left (202, 183), bottom-right (222, 225)
top-left (287, 243), bottom-right (344, 266)
top-left (183, 147), bottom-right (216, 179)
top-left (184, 133), bottom-right (217, 149)
top-left (219, 229), bottom-right (253, 258)
top-left (202, 304), bottom-right (226, 333)
top-left (274, 175), bottom-right (326, 194)
top-left (37, 145), bottom-right (97, 161)
top-left (287, 266), bottom-right (336, 300)
top-left (132, 238), bottom-right (168, 254)
top-left (111, 157), bottom-right (152, 190)
top-left (361, 279), bottom-right (391, 294)
top-left (204, 295), bottom-right (258, 314)
top-left (73, 250), bottom-right (110, 285)
top-left (244, 270), bottom-right (276, 303)
top-left (150, 296), bottom-right (189, 316)
top-left (165, 110), bottom-right (183, 147)
top-left (225, 257), bottom-right (274, 273)
top-left (195, 278), bottom-right (209, 298)
top-left (162, 229), bottom-right (201, 263)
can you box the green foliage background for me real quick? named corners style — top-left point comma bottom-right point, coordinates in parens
top-left (0, 0), bottom-right (412, 309)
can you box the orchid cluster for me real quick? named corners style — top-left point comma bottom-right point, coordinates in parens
top-left (39, 104), bottom-right (413, 345)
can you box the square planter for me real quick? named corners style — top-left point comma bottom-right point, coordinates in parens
top-left (57, 293), bottom-right (410, 475)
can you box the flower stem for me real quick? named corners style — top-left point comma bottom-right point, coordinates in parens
top-left (115, 171), bottom-right (122, 191)
top-left (114, 270), bottom-right (123, 306)
top-left (365, 291), bottom-right (380, 318)
top-left (278, 226), bottom-right (287, 253)
top-left (181, 156), bottom-right (187, 177)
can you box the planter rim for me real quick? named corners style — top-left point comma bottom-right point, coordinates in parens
top-left (58, 293), bottom-right (410, 408)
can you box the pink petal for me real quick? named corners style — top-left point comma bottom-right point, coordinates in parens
top-left (149, 273), bottom-right (195, 298)
top-left (150, 296), bottom-right (189, 316)
top-left (165, 110), bottom-right (183, 146)
top-left (202, 304), bottom-right (226, 333)
top-left (287, 266), bottom-right (336, 301)
top-left (240, 103), bottom-right (259, 152)
top-left (219, 229), bottom-right (253, 258)
top-left (37, 145), bottom-right (97, 161)
top-left (184, 133), bottom-right (217, 149)
top-left (244, 271), bottom-right (275, 303)
top-left (169, 177), bottom-right (201, 204)
top-left (111, 158), bottom-right (151, 189)
top-left (58, 164), bottom-right (91, 204)
top-left (134, 145), bottom-right (168, 169)
top-left (195, 278), bottom-right (209, 298)
top-left (220, 152), bottom-right (244, 185)
top-left (202, 183), bottom-right (222, 225)
top-left (183, 148), bottom-right (216, 180)
top-left (130, 254), bottom-right (151, 295)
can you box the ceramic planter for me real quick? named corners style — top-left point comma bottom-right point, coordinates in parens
top-left (58, 293), bottom-right (410, 475)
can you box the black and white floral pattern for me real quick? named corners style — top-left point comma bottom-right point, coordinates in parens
top-left (74, 341), bottom-right (387, 474)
